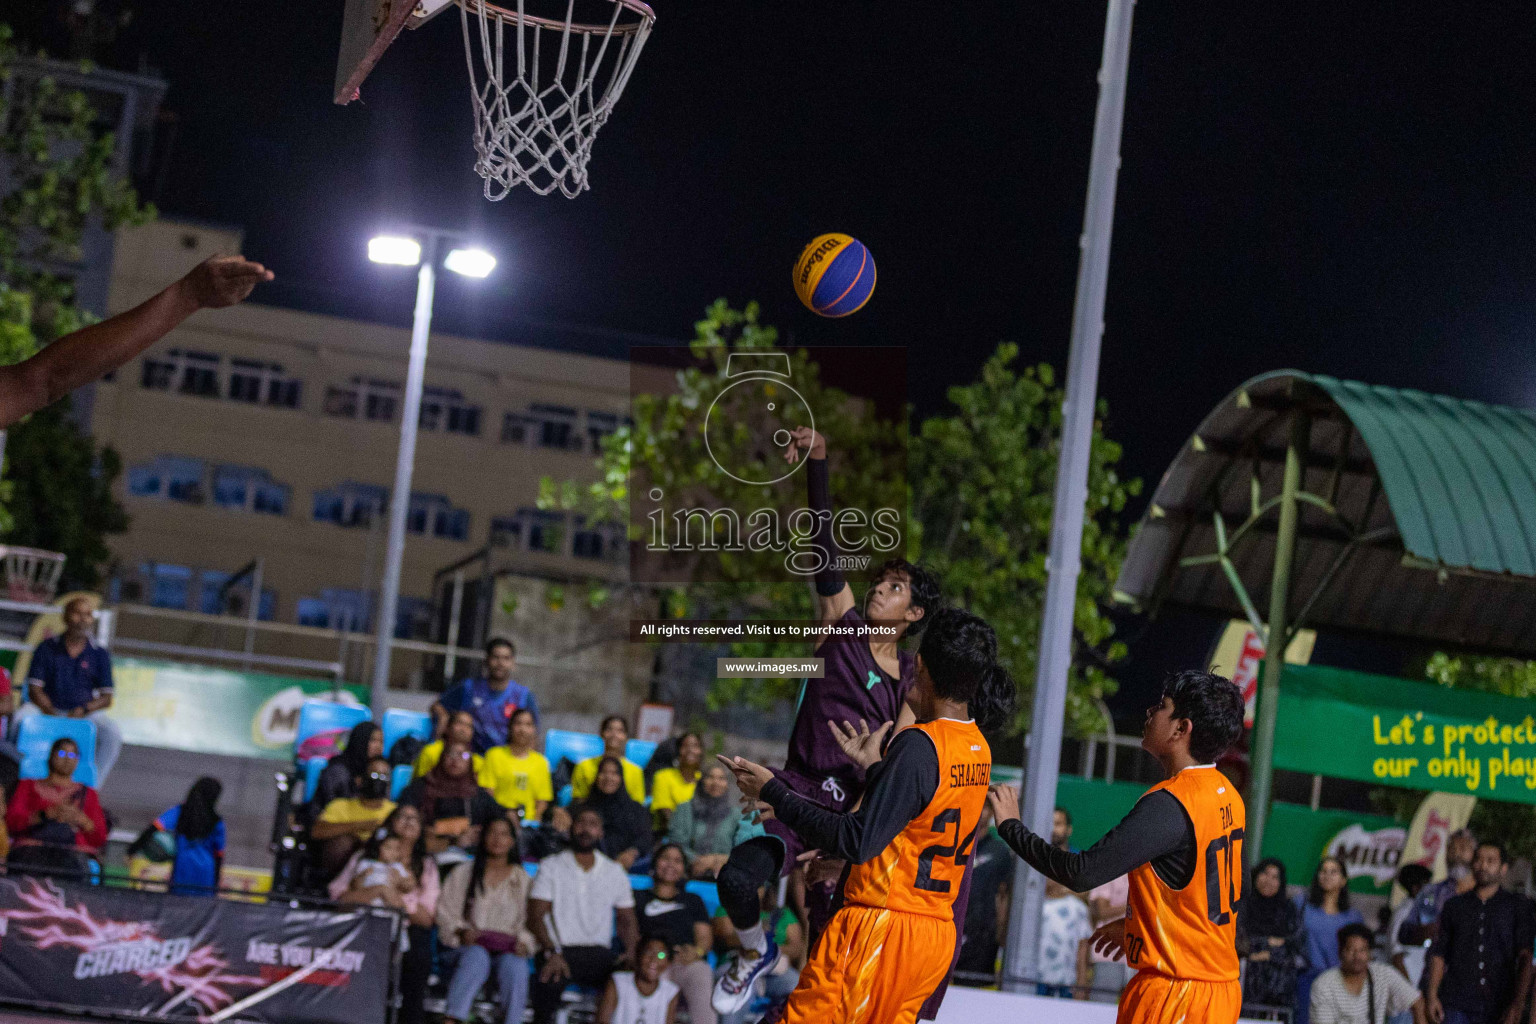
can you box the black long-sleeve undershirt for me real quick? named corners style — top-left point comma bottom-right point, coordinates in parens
top-left (806, 457), bottom-right (846, 597)
top-left (760, 728), bottom-right (939, 864)
top-left (996, 790), bottom-right (1197, 892)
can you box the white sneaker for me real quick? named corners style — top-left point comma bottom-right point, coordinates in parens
top-left (712, 938), bottom-right (780, 1015)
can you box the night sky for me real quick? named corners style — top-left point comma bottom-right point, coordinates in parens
top-left (20, 2), bottom-right (1536, 715)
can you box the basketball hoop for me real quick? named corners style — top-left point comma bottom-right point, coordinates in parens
top-left (0, 545), bottom-right (66, 604)
top-left (458, 0), bottom-right (655, 199)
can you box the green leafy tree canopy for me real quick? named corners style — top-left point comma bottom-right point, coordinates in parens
top-left (0, 22), bottom-right (147, 568)
top-left (545, 303), bottom-right (1142, 736)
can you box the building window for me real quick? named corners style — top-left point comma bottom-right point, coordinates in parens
top-left (528, 404), bottom-right (581, 451)
top-left (586, 410), bottom-right (620, 452)
top-left (197, 570), bottom-right (275, 619)
top-left (420, 388), bottom-right (482, 436)
top-left (395, 597), bottom-right (432, 640)
top-left (501, 413), bottom-right (536, 445)
top-left (324, 378), bottom-right (401, 422)
top-left (296, 588), bottom-right (371, 631)
top-left (229, 359), bottom-right (301, 408)
top-left (127, 456), bottom-right (206, 504)
top-left (493, 507), bottom-right (565, 553)
top-left (407, 493), bottom-right (471, 541)
top-left (141, 349), bottom-right (221, 396)
top-left (313, 482), bottom-right (388, 527)
top-left (212, 466), bottom-right (290, 515)
top-left (143, 563), bottom-right (193, 610)
top-left (572, 518), bottom-right (624, 561)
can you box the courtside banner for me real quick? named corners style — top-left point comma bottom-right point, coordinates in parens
top-left (1274, 664), bottom-right (1536, 803)
top-left (0, 875), bottom-right (394, 1023)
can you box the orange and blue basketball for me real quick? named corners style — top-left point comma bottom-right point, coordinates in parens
top-left (793, 233), bottom-right (877, 317)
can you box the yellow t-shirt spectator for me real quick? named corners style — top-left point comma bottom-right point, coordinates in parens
top-left (414, 740), bottom-right (485, 779)
top-left (480, 747), bottom-right (554, 819)
top-left (570, 756), bottom-right (646, 803)
top-left (650, 766), bottom-right (700, 816)
top-left (318, 798), bottom-right (397, 841)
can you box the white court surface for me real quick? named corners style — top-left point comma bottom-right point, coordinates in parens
top-left (934, 985), bottom-right (1269, 1023)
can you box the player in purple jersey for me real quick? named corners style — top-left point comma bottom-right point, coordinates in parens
top-left (713, 426), bottom-right (943, 1016)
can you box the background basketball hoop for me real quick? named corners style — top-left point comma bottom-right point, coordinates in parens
top-left (335, 0), bottom-right (655, 200)
top-left (0, 545), bottom-right (67, 604)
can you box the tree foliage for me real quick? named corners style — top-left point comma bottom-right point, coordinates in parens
top-left (910, 345), bottom-right (1140, 736)
top-left (544, 302), bottom-right (1141, 736)
top-left (540, 299), bottom-right (908, 713)
top-left (0, 22), bottom-right (145, 562)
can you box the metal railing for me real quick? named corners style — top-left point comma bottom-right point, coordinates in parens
top-left (97, 603), bottom-right (548, 690)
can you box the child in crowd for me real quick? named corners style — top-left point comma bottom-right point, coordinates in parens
top-left (351, 832), bottom-right (415, 905)
top-left (598, 936), bottom-right (680, 1024)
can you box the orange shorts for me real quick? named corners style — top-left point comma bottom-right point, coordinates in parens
top-left (781, 903), bottom-right (955, 1024)
top-left (1117, 970), bottom-right (1243, 1024)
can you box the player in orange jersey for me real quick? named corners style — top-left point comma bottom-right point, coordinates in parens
top-left (721, 607), bottom-right (1018, 1024)
top-left (989, 669), bottom-right (1248, 1024)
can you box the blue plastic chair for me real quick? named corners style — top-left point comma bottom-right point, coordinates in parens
top-left (389, 764), bottom-right (413, 800)
top-left (17, 715), bottom-right (97, 786)
top-left (687, 880), bottom-right (721, 919)
top-left (294, 699), bottom-right (370, 757)
top-left (544, 729), bottom-right (604, 769)
top-left (302, 756), bottom-right (327, 803)
top-left (382, 708), bottom-right (433, 759)
top-left (625, 739), bottom-right (658, 769)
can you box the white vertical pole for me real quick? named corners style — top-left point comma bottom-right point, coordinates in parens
top-left (1001, 0), bottom-right (1137, 992)
top-left (243, 557), bottom-right (264, 669)
top-left (371, 237), bottom-right (437, 714)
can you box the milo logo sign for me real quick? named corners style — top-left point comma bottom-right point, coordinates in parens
top-left (1327, 823), bottom-right (1407, 886)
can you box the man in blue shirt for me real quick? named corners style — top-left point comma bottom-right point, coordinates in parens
top-left (431, 637), bottom-right (538, 754)
top-left (17, 597), bottom-right (123, 783)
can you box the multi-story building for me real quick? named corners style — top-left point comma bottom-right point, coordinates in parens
top-left (93, 220), bottom-right (667, 683)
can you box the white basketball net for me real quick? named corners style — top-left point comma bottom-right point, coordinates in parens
top-left (458, 0), bottom-right (655, 200)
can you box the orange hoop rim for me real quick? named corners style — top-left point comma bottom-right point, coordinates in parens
top-left (462, 0), bottom-right (656, 36)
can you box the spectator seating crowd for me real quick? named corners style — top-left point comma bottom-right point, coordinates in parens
top-left (4, 621), bottom-right (1534, 1024)
top-left (280, 636), bottom-right (793, 1024)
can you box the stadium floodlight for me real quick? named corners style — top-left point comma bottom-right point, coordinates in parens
top-left (368, 235), bottom-right (423, 267)
top-left (445, 248), bottom-right (496, 278)
top-left (364, 227), bottom-right (495, 715)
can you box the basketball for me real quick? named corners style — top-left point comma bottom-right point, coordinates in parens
top-left (793, 233), bottom-right (877, 317)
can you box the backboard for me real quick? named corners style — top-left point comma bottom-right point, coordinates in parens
top-left (334, 0), bottom-right (456, 105)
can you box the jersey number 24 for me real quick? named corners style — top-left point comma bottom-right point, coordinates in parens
top-left (915, 808), bottom-right (977, 894)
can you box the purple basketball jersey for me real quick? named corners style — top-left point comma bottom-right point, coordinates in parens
top-left (780, 607), bottom-right (915, 802)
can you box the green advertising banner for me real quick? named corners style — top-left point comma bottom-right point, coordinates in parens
top-left (111, 656), bottom-right (368, 760)
top-left (1276, 665), bottom-right (1536, 802)
top-left (1264, 802), bottom-right (1404, 893)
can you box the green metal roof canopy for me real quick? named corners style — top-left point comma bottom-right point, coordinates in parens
top-left (1116, 370), bottom-right (1536, 657)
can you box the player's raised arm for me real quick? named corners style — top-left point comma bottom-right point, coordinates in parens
top-left (987, 783), bottom-right (1192, 894)
top-left (784, 426), bottom-right (855, 628)
top-left (0, 254), bottom-right (273, 428)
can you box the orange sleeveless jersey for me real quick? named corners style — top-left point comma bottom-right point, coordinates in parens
top-left (841, 719), bottom-right (992, 919)
top-left (1123, 766), bottom-right (1245, 982)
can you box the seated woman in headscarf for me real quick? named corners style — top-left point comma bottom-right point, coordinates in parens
top-left (580, 755), bottom-right (653, 871)
top-left (666, 762), bottom-right (754, 880)
top-left (1238, 856), bottom-right (1306, 1013)
top-left (398, 738), bottom-right (502, 857)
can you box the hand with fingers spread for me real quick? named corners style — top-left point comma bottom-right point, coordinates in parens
top-left (987, 783), bottom-right (1022, 825)
top-left (782, 425), bottom-right (827, 464)
top-left (829, 717), bottom-right (892, 769)
top-left (718, 754), bottom-right (775, 802)
top-left (1090, 918), bottom-right (1126, 961)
